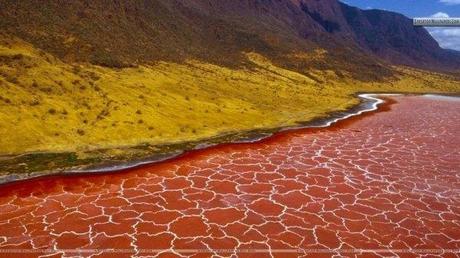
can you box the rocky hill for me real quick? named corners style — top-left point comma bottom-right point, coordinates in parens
top-left (1, 0), bottom-right (458, 74)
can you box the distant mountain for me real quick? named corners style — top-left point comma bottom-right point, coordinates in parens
top-left (338, 3), bottom-right (460, 70)
top-left (0, 0), bottom-right (458, 74)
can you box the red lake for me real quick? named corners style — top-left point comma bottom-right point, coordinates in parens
top-left (0, 95), bottom-right (459, 257)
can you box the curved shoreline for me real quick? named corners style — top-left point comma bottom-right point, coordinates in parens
top-left (0, 93), bottom-right (389, 186)
top-left (85, 94), bottom-right (388, 167)
top-left (0, 93), bottom-right (455, 186)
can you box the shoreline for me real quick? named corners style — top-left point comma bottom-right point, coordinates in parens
top-left (0, 93), bottom-right (456, 186)
top-left (0, 93), bottom-right (385, 186)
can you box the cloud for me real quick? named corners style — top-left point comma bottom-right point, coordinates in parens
top-left (439, 0), bottom-right (460, 5)
top-left (431, 12), bottom-right (450, 18)
top-left (429, 28), bottom-right (460, 50)
top-left (425, 12), bottom-right (460, 51)
top-left (428, 27), bottom-right (460, 50)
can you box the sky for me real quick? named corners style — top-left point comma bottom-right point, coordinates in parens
top-left (340, 0), bottom-right (460, 51)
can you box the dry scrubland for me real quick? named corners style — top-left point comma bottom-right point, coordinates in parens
top-left (0, 38), bottom-right (459, 156)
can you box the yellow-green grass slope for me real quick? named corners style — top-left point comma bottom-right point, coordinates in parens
top-left (1, 37), bottom-right (459, 158)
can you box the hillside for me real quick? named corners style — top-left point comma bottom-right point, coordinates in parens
top-left (0, 0), bottom-right (459, 177)
top-left (1, 0), bottom-right (459, 72)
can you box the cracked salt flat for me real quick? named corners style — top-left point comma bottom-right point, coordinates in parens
top-left (0, 95), bottom-right (459, 258)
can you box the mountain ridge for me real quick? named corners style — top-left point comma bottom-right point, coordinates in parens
top-left (1, 0), bottom-right (458, 75)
